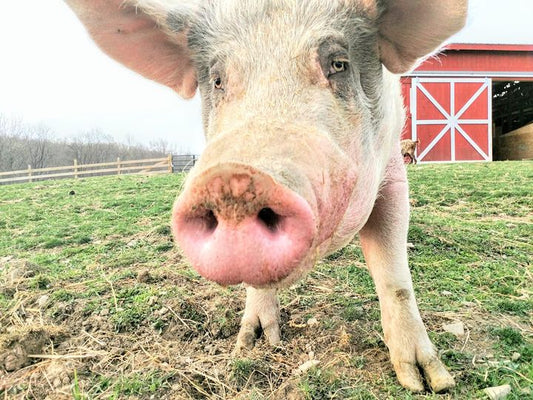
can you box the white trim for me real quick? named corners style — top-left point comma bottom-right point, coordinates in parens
top-left (415, 119), bottom-right (489, 125)
top-left (415, 120), bottom-right (457, 125)
top-left (415, 159), bottom-right (492, 164)
top-left (405, 71), bottom-right (533, 79)
top-left (453, 119), bottom-right (489, 124)
top-left (416, 77), bottom-right (488, 83)
top-left (411, 77), bottom-right (418, 145)
top-left (450, 81), bottom-right (456, 161)
top-left (487, 78), bottom-right (493, 161)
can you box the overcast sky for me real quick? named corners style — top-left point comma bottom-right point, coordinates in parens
top-left (1, 0), bottom-right (532, 154)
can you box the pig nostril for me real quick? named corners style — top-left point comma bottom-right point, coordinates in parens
top-left (205, 209), bottom-right (218, 231)
top-left (257, 208), bottom-right (281, 232)
top-left (198, 209), bottom-right (218, 233)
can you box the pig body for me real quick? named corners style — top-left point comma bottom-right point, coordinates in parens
top-left (65, 0), bottom-right (467, 392)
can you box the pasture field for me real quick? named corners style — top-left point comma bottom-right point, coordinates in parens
top-left (0, 161), bottom-right (531, 399)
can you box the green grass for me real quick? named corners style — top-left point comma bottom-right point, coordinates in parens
top-left (0, 162), bottom-right (532, 399)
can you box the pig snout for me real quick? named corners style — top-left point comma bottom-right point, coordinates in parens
top-left (172, 163), bottom-right (316, 287)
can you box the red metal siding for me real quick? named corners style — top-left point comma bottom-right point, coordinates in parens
top-left (417, 124), bottom-right (451, 161)
top-left (455, 124), bottom-right (489, 161)
top-left (411, 45), bottom-right (533, 80)
top-left (416, 50), bottom-right (533, 77)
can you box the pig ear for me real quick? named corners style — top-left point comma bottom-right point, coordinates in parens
top-left (65, 0), bottom-right (198, 98)
top-left (378, 0), bottom-right (468, 74)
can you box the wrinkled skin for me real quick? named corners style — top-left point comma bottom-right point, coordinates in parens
top-left (65, 0), bottom-right (467, 392)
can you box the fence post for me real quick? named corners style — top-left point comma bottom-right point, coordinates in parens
top-left (74, 159), bottom-right (78, 179)
top-left (167, 154), bottom-right (173, 173)
top-left (28, 165), bottom-right (33, 183)
top-left (117, 157), bottom-right (121, 175)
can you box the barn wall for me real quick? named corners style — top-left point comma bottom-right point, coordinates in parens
top-left (402, 45), bottom-right (533, 162)
top-left (414, 45), bottom-right (533, 79)
top-left (497, 122), bottom-right (533, 160)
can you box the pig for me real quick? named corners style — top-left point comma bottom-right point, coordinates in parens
top-left (65, 0), bottom-right (467, 393)
top-left (401, 139), bottom-right (420, 164)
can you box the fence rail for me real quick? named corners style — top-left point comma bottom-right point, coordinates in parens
top-left (0, 154), bottom-right (198, 185)
top-left (172, 154), bottom-right (198, 173)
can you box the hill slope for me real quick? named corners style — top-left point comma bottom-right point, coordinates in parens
top-left (1, 162), bottom-right (532, 399)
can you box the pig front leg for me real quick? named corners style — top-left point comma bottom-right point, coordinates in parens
top-left (359, 158), bottom-right (454, 393)
top-left (235, 287), bottom-right (281, 351)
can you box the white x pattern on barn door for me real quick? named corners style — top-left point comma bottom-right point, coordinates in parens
top-left (411, 77), bottom-right (492, 162)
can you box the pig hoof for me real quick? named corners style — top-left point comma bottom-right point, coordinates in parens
top-left (263, 321), bottom-right (281, 347)
top-left (422, 358), bottom-right (455, 393)
top-left (394, 357), bottom-right (455, 393)
top-left (394, 362), bottom-right (425, 393)
top-left (235, 323), bottom-right (257, 352)
top-left (235, 319), bottom-right (281, 353)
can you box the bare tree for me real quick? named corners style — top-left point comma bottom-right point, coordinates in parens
top-left (68, 128), bottom-right (114, 164)
top-left (0, 114), bottom-right (183, 172)
top-left (0, 114), bottom-right (26, 171)
top-left (25, 124), bottom-right (53, 169)
top-left (149, 137), bottom-right (174, 155)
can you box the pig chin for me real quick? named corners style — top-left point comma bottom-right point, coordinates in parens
top-left (171, 163), bottom-right (319, 288)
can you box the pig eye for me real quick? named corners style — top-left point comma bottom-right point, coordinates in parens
top-left (329, 59), bottom-right (348, 76)
top-left (213, 76), bottom-right (223, 90)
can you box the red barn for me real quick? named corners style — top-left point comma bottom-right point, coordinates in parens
top-left (401, 44), bottom-right (533, 163)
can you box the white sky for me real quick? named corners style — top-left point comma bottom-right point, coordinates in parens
top-left (0, 0), bottom-right (532, 154)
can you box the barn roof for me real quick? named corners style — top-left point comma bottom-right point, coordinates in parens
top-left (445, 43), bottom-right (533, 52)
top-left (407, 43), bottom-right (533, 80)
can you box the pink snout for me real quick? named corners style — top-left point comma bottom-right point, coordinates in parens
top-left (172, 164), bottom-right (316, 287)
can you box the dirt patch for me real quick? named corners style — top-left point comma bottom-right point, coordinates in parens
top-left (0, 325), bottom-right (67, 372)
top-left (0, 325), bottom-right (71, 400)
top-left (1, 259), bottom-right (42, 286)
top-left (1, 255), bottom-right (531, 399)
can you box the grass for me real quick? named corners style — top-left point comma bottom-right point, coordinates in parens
top-left (0, 161), bottom-right (532, 399)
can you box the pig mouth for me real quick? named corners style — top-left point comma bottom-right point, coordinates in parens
top-left (171, 164), bottom-right (317, 287)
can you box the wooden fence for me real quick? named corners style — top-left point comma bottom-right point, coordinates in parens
top-left (0, 154), bottom-right (198, 185)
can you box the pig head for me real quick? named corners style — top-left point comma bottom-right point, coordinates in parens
top-left (65, 0), bottom-right (467, 393)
